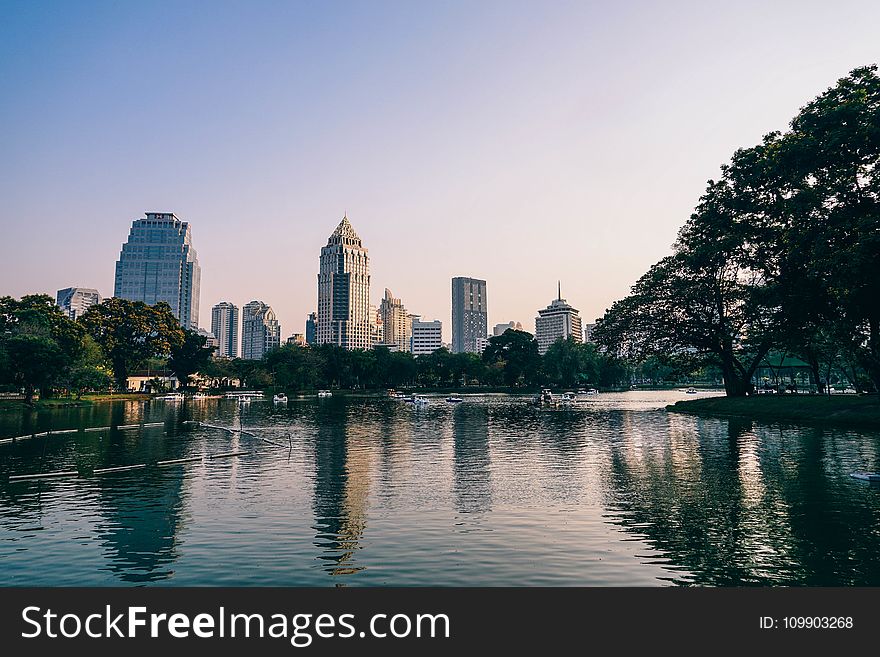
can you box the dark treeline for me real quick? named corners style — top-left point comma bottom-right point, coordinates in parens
top-left (0, 293), bottom-right (711, 400)
top-left (200, 331), bottom-right (692, 392)
top-left (593, 66), bottom-right (880, 396)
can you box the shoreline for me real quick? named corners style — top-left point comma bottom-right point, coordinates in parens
top-left (667, 395), bottom-right (880, 430)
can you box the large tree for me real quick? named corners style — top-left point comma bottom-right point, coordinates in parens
top-left (80, 298), bottom-right (185, 389)
top-left (482, 329), bottom-right (541, 388)
top-left (169, 329), bottom-right (215, 388)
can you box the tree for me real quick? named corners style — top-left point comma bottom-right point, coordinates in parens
top-left (543, 337), bottom-right (600, 388)
top-left (0, 294), bottom-right (86, 402)
top-left (80, 298), bottom-right (185, 390)
top-left (64, 335), bottom-right (112, 399)
top-left (482, 329), bottom-right (541, 387)
top-left (169, 329), bottom-right (215, 388)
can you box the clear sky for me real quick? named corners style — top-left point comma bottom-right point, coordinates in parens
top-left (2, 0), bottom-right (878, 341)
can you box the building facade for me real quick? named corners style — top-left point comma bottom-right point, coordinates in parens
top-left (493, 321), bottom-right (523, 337)
top-left (451, 277), bottom-right (487, 354)
top-left (534, 283), bottom-right (583, 355)
top-left (211, 301), bottom-right (239, 358)
top-left (197, 328), bottom-right (219, 355)
top-left (583, 322), bottom-right (596, 344)
top-left (241, 300), bottom-right (281, 360)
top-left (114, 212), bottom-right (201, 328)
top-left (379, 288), bottom-right (412, 352)
top-left (317, 215), bottom-right (371, 349)
top-left (305, 312), bottom-right (317, 345)
top-left (56, 287), bottom-right (102, 320)
top-left (411, 317), bottom-right (443, 356)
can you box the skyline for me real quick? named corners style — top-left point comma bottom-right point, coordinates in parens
top-left (3, 1), bottom-right (880, 341)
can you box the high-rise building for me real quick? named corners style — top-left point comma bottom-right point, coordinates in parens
top-left (114, 212), bottom-right (201, 328)
top-left (369, 305), bottom-right (383, 347)
top-left (534, 282), bottom-right (583, 355)
top-left (56, 287), bottom-right (101, 320)
top-left (451, 277), bottom-right (487, 354)
top-left (287, 333), bottom-right (306, 346)
top-left (197, 328), bottom-right (219, 355)
top-left (211, 302), bottom-right (239, 358)
top-left (493, 321), bottom-right (523, 336)
top-left (305, 312), bottom-right (317, 345)
top-left (317, 215), bottom-right (371, 349)
top-left (411, 316), bottom-right (443, 356)
top-left (241, 300), bottom-right (281, 360)
top-left (379, 288), bottom-right (412, 352)
top-left (583, 323), bottom-right (597, 344)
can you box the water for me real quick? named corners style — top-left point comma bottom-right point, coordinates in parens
top-left (1, 391), bottom-right (879, 586)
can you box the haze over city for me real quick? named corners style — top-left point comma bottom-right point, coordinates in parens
top-left (2, 0), bottom-right (879, 341)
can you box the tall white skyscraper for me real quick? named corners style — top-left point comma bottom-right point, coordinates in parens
top-left (241, 300), bottom-right (281, 360)
top-left (379, 288), bottom-right (412, 352)
top-left (317, 215), bottom-right (371, 350)
top-left (114, 212), bottom-right (201, 328)
top-left (56, 287), bottom-right (102, 320)
top-left (211, 302), bottom-right (239, 358)
top-left (534, 282), bottom-right (583, 355)
top-left (411, 316), bottom-right (443, 356)
top-left (452, 277), bottom-right (487, 354)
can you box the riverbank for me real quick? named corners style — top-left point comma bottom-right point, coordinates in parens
top-left (667, 394), bottom-right (880, 429)
top-left (0, 393), bottom-right (150, 411)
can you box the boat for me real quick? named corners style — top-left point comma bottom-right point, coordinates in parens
top-left (156, 392), bottom-right (184, 402)
top-left (560, 392), bottom-right (577, 403)
top-left (533, 388), bottom-right (555, 405)
top-left (446, 396), bottom-right (463, 403)
top-left (577, 389), bottom-right (587, 395)
top-left (850, 472), bottom-right (880, 482)
top-left (685, 387), bottom-right (698, 394)
top-left (273, 393), bottom-right (288, 403)
top-left (408, 394), bottom-right (429, 407)
top-left (586, 388), bottom-right (598, 395)
top-left (317, 390), bottom-right (332, 398)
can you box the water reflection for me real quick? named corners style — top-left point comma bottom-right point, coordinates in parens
top-left (453, 404), bottom-right (491, 514)
top-left (1, 393), bottom-right (879, 585)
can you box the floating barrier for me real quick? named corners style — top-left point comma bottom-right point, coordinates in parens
top-left (93, 464), bottom-right (148, 474)
top-left (850, 472), bottom-right (880, 482)
top-left (84, 427), bottom-right (109, 433)
top-left (51, 429), bottom-right (79, 435)
top-left (157, 456), bottom-right (203, 467)
top-left (9, 470), bottom-right (78, 481)
top-left (209, 450), bottom-right (250, 459)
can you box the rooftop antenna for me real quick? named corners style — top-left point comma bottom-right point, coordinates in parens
top-left (558, 280), bottom-right (561, 300)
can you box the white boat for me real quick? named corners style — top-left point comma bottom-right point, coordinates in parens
top-left (317, 390), bottom-right (332, 398)
top-left (561, 392), bottom-right (577, 403)
top-left (850, 472), bottom-right (880, 482)
top-left (586, 388), bottom-right (598, 395)
top-left (408, 394), bottom-right (429, 406)
top-left (157, 392), bottom-right (184, 402)
top-left (685, 387), bottom-right (698, 394)
top-left (446, 396), bottom-right (463, 403)
top-left (273, 393), bottom-right (288, 403)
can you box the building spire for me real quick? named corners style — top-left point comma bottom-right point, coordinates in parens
top-left (558, 280), bottom-right (561, 300)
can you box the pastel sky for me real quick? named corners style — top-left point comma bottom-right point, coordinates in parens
top-left (2, 0), bottom-right (878, 341)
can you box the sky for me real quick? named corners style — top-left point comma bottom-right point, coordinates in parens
top-left (1, 0), bottom-right (879, 342)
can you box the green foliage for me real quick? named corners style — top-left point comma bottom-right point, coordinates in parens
top-left (482, 329), bottom-right (541, 387)
top-left (169, 330), bottom-right (215, 387)
top-left (594, 65), bottom-right (880, 396)
top-left (80, 298), bottom-right (185, 389)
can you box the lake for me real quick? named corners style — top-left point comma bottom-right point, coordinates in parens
top-left (1, 390), bottom-right (879, 586)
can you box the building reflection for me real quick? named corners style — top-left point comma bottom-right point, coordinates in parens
top-left (311, 401), bottom-right (373, 577)
top-left (452, 404), bottom-right (491, 514)
top-left (94, 418), bottom-right (189, 583)
top-left (604, 415), bottom-right (880, 585)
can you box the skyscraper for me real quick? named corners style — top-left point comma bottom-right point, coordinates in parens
top-left (379, 288), bottom-right (412, 352)
top-left (317, 215), bottom-right (371, 349)
top-left (451, 277), bottom-right (487, 354)
top-left (534, 282), bottom-right (583, 355)
top-left (114, 212), bottom-right (201, 328)
top-left (411, 316), bottom-right (443, 356)
top-left (211, 302), bottom-right (239, 358)
top-left (305, 312), bottom-right (317, 345)
top-left (241, 300), bottom-right (281, 360)
top-left (56, 287), bottom-right (101, 320)
top-left (493, 321), bottom-right (523, 336)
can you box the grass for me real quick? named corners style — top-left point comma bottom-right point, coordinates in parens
top-left (667, 394), bottom-right (880, 429)
top-left (0, 393), bottom-right (150, 411)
